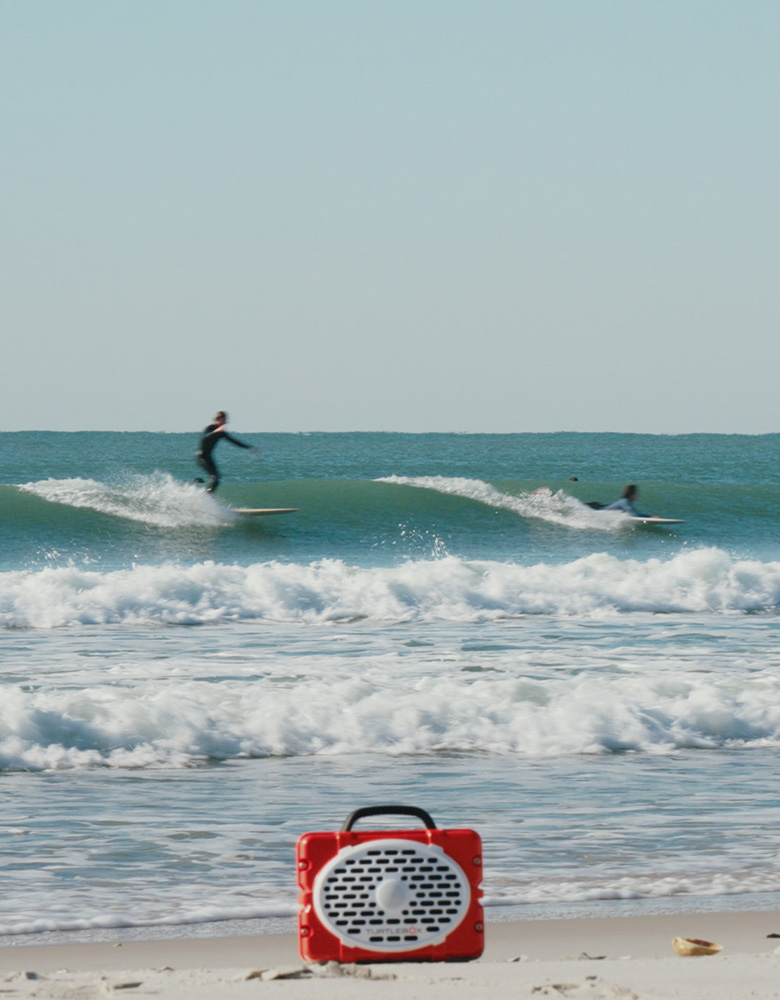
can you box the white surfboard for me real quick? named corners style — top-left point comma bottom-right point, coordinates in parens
top-left (630, 516), bottom-right (684, 525)
top-left (232, 507), bottom-right (298, 516)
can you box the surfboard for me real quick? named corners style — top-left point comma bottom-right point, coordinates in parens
top-left (630, 517), bottom-right (684, 525)
top-left (232, 507), bottom-right (298, 516)
top-left (586, 503), bottom-right (683, 525)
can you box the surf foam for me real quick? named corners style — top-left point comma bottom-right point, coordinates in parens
top-left (3, 638), bottom-right (780, 771)
top-left (18, 473), bottom-right (233, 528)
top-left (378, 475), bottom-right (639, 529)
top-left (1, 548), bottom-right (779, 629)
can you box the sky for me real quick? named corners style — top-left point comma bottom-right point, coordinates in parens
top-left (3, 1), bottom-right (780, 433)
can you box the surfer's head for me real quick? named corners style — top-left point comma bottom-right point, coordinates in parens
top-left (214, 411), bottom-right (228, 425)
top-left (622, 483), bottom-right (638, 500)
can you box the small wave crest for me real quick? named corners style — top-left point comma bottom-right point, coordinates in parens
top-left (18, 473), bottom-right (233, 528)
top-left (378, 475), bottom-right (628, 530)
top-left (1, 548), bottom-right (780, 629)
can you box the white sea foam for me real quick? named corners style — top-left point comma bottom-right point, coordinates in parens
top-left (484, 870), bottom-right (780, 909)
top-left (377, 475), bottom-right (628, 529)
top-left (2, 869), bottom-right (778, 938)
top-left (1, 549), bottom-right (779, 630)
top-left (0, 907), bottom-right (296, 939)
top-left (18, 473), bottom-right (233, 527)
top-left (3, 636), bottom-right (780, 770)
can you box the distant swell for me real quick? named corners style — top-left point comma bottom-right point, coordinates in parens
top-left (1, 549), bottom-right (780, 629)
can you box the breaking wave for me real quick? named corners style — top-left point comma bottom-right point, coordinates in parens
top-left (18, 473), bottom-right (234, 528)
top-left (378, 476), bottom-right (645, 530)
top-left (1, 548), bottom-right (778, 629)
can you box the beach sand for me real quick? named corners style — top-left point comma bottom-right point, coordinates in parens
top-left (1, 910), bottom-right (779, 999)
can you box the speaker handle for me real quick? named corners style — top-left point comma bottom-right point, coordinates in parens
top-left (341, 805), bottom-right (438, 831)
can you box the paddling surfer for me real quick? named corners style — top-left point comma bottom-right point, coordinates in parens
top-left (194, 411), bottom-right (258, 493)
top-left (602, 484), bottom-right (650, 518)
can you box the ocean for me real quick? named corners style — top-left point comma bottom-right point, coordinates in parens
top-left (2, 430), bottom-right (780, 942)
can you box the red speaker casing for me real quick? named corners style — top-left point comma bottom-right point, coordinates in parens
top-left (296, 805), bottom-right (484, 963)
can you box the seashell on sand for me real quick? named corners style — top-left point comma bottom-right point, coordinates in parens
top-left (671, 936), bottom-right (723, 957)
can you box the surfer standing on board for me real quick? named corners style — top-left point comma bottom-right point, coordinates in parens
top-left (194, 411), bottom-right (258, 493)
top-left (602, 484), bottom-right (650, 517)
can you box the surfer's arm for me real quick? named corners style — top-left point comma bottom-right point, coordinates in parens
top-left (222, 432), bottom-right (258, 453)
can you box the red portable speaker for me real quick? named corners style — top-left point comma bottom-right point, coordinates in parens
top-left (296, 805), bottom-right (484, 963)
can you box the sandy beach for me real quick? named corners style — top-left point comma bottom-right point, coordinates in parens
top-left (1, 910), bottom-right (779, 999)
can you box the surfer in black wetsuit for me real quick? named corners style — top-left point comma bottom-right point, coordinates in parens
top-left (194, 411), bottom-right (258, 493)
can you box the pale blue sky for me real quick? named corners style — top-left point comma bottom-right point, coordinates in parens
top-left (3, 1), bottom-right (779, 432)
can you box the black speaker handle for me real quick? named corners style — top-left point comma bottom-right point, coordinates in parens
top-left (341, 805), bottom-right (438, 832)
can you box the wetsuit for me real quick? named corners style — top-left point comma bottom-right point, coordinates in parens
top-left (602, 497), bottom-right (648, 517)
top-left (195, 423), bottom-right (251, 493)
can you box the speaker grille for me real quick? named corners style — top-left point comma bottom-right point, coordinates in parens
top-left (311, 838), bottom-right (471, 952)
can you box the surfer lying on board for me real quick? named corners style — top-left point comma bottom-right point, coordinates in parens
top-left (598, 484), bottom-right (651, 517)
top-left (194, 411), bottom-right (258, 493)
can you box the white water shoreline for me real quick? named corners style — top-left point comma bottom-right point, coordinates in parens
top-left (5, 891), bottom-right (780, 949)
top-left (2, 909), bottom-right (779, 999)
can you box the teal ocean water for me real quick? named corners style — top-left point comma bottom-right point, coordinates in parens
top-left (2, 431), bottom-right (780, 939)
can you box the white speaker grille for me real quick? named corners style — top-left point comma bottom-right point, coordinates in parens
top-left (311, 838), bottom-right (471, 952)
